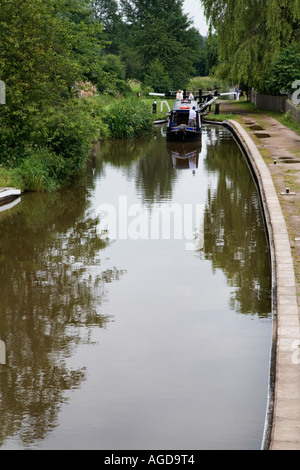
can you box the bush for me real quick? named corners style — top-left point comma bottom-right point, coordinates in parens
top-left (143, 59), bottom-right (172, 93)
top-left (103, 97), bottom-right (153, 139)
top-left (186, 76), bottom-right (228, 92)
top-left (265, 43), bottom-right (300, 95)
top-left (15, 147), bottom-right (65, 191)
top-left (0, 96), bottom-right (112, 191)
top-left (0, 94), bottom-right (154, 191)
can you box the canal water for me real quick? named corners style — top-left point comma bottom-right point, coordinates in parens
top-left (0, 124), bottom-right (272, 450)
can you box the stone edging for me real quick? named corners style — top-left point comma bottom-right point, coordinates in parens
top-left (223, 119), bottom-right (300, 450)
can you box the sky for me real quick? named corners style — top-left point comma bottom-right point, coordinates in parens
top-left (183, 0), bottom-right (209, 36)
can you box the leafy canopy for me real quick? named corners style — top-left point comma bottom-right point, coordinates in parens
top-left (119, 0), bottom-right (203, 90)
top-left (200, 0), bottom-right (300, 89)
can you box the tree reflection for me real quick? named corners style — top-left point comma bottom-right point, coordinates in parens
top-left (98, 127), bottom-right (178, 205)
top-left (0, 187), bottom-right (124, 448)
top-left (135, 137), bottom-right (177, 204)
top-left (196, 128), bottom-right (271, 317)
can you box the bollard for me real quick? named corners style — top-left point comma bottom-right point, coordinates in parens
top-left (152, 101), bottom-right (157, 114)
top-left (214, 103), bottom-right (220, 115)
top-left (274, 160), bottom-right (276, 165)
top-left (286, 188), bottom-right (290, 194)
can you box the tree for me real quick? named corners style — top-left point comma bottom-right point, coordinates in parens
top-left (265, 42), bottom-right (300, 94)
top-left (200, 0), bottom-right (300, 89)
top-left (205, 34), bottom-right (219, 75)
top-left (91, 0), bottom-right (125, 54)
top-left (119, 0), bottom-right (200, 89)
top-left (0, 0), bottom-right (105, 157)
top-left (143, 59), bottom-right (172, 92)
top-left (193, 34), bottom-right (208, 77)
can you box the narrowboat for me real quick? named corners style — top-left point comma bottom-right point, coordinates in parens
top-left (166, 96), bottom-right (218, 142)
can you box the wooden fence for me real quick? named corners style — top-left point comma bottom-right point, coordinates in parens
top-left (250, 90), bottom-right (300, 123)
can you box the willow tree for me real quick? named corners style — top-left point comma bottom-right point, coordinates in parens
top-left (200, 0), bottom-right (300, 89)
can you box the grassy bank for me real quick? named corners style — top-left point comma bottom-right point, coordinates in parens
top-left (0, 92), bottom-right (162, 192)
top-left (278, 111), bottom-right (300, 135)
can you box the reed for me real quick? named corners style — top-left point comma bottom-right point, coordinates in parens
top-left (103, 98), bottom-right (153, 139)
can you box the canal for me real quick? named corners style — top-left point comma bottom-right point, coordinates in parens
top-left (0, 123), bottom-right (272, 450)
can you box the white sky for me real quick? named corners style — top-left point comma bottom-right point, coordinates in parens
top-left (183, 0), bottom-right (209, 36)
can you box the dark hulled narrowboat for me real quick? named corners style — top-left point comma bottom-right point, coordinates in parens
top-left (166, 100), bottom-right (201, 142)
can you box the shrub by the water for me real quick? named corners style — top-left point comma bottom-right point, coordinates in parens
top-left (0, 98), bottom-right (108, 191)
top-left (103, 98), bottom-right (153, 139)
top-left (0, 96), bottom-right (153, 192)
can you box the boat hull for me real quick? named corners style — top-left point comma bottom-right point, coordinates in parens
top-left (166, 127), bottom-right (201, 142)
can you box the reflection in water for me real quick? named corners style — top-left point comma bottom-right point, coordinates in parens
top-left (0, 197), bottom-right (21, 215)
top-left (167, 141), bottom-right (202, 172)
top-left (0, 187), bottom-right (124, 448)
top-left (196, 128), bottom-right (271, 316)
top-left (0, 124), bottom-right (272, 449)
top-left (98, 129), bottom-right (179, 205)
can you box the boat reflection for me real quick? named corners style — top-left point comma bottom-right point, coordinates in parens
top-left (167, 141), bottom-right (202, 171)
top-left (0, 196), bottom-right (21, 213)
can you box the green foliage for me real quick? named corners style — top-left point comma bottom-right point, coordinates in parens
top-left (102, 55), bottom-right (126, 81)
top-left (0, 166), bottom-right (18, 188)
top-left (143, 60), bottom-right (172, 92)
top-left (91, 0), bottom-right (124, 54)
top-left (265, 43), bottom-right (300, 94)
top-left (0, 0), bottom-right (217, 192)
top-left (0, 0), bottom-right (116, 190)
top-left (200, 0), bottom-right (300, 89)
top-left (32, 102), bottom-right (102, 164)
top-left (4, 98), bottom-right (108, 191)
top-left (0, 0), bottom-right (104, 115)
top-left (119, 0), bottom-right (202, 89)
top-left (16, 148), bottom-right (66, 192)
top-left (194, 35), bottom-right (209, 77)
top-left (102, 98), bottom-right (153, 139)
top-left (279, 111), bottom-right (300, 135)
top-left (205, 34), bottom-right (219, 75)
top-left (97, 54), bottom-right (130, 95)
top-left (186, 76), bottom-right (227, 92)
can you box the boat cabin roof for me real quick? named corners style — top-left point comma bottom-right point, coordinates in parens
top-left (171, 100), bottom-right (199, 112)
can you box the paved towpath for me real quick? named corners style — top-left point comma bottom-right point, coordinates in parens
top-left (206, 101), bottom-right (300, 450)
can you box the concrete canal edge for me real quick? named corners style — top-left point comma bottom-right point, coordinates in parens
top-left (221, 119), bottom-right (300, 450)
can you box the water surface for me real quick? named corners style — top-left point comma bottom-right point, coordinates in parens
top-left (0, 124), bottom-right (272, 450)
